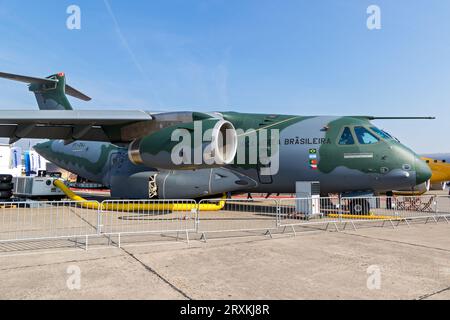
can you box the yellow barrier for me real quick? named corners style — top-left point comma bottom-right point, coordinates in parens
top-left (53, 180), bottom-right (226, 212)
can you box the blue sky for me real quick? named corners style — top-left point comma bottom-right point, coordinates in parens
top-left (0, 0), bottom-right (449, 153)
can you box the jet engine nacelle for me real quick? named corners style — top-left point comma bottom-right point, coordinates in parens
top-left (128, 119), bottom-right (237, 170)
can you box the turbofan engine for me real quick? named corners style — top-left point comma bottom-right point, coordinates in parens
top-left (128, 119), bottom-right (238, 170)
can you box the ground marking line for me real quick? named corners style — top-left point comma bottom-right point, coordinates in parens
top-left (120, 246), bottom-right (192, 300)
top-left (417, 286), bottom-right (450, 300)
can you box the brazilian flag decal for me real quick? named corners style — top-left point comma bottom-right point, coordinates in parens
top-left (309, 149), bottom-right (318, 169)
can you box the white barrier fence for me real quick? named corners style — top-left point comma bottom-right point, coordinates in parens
top-left (0, 195), bottom-right (448, 246)
top-left (0, 201), bottom-right (99, 243)
top-left (278, 196), bottom-right (341, 228)
top-left (197, 198), bottom-right (278, 236)
top-left (278, 195), bottom-right (450, 230)
top-left (99, 199), bottom-right (197, 236)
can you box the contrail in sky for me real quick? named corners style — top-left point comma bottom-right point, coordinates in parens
top-left (103, 0), bottom-right (163, 108)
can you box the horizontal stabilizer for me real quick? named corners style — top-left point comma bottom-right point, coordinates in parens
top-left (65, 84), bottom-right (91, 101)
top-left (0, 72), bottom-right (56, 86)
top-left (0, 71), bottom-right (91, 105)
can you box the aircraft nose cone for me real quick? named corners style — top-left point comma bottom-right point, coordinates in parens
top-left (415, 157), bottom-right (432, 185)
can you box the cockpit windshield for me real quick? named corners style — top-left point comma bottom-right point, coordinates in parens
top-left (370, 127), bottom-right (400, 142)
top-left (370, 127), bottom-right (393, 139)
top-left (339, 127), bottom-right (355, 145)
top-left (354, 127), bottom-right (379, 144)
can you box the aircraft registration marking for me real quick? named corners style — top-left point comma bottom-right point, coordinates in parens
top-left (344, 153), bottom-right (374, 159)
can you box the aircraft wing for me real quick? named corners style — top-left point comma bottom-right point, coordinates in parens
top-left (0, 110), bottom-right (164, 144)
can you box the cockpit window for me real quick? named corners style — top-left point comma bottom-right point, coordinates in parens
top-left (354, 127), bottom-right (379, 144)
top-left (370, 127), bottom-right (393, 140)
top-left (339, 127), bottom-right (355, 145)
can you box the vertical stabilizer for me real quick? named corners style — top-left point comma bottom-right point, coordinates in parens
top-left (29, 73), bottom-right (72, 110)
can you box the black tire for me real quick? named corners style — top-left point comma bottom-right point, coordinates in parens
top-left (0, 182), bottom-right (13, 191)
top-left (349, 199), bottom-right (370, 215)
top-left (0, 175), bottom-right (12, 183)
top-left (0, 190), bottom-right (12, 199)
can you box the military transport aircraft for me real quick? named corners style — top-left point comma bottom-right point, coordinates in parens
top-left (0, 72), bottom-right (432, 211)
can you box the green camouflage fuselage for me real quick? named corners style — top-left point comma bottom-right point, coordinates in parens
top-left (34, 112), bottom-right (431, 199)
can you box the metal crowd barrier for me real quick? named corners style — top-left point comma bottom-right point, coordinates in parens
top-left (197, 198), bottom-right (278, 237)
top-left (99, 199), bottom-right (197, 238)
top-left (0, 201), bottom-right (99, 244)
top-left (0, 195), bottom-right (448, 248)
top-left (430, 195), bottom-right (450, 223)
top-left (340, 195), bottom-right (442, 222)
top-left (278, 196), bottom-right (341, 229)
top-left (278, 195), bottom-right (450, 232)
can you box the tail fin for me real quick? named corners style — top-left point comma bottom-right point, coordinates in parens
top-left (0, 71), bottom-right (91, 110)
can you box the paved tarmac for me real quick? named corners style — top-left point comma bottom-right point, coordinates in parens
top-left (1, 222), bottom-right (449, 300)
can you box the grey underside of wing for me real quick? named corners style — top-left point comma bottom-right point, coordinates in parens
top-left (0, 110), bottom-right (155, 143)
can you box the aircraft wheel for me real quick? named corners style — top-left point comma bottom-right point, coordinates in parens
top-left (349, 199), bottom-right (370, 215)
